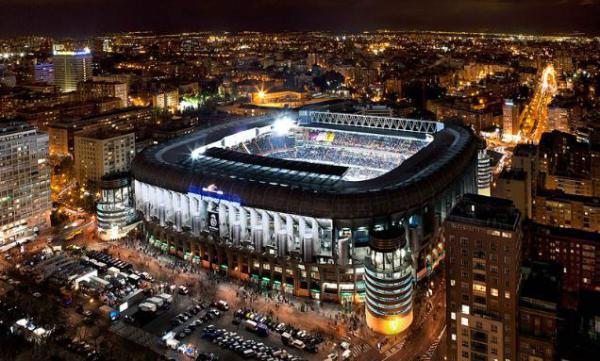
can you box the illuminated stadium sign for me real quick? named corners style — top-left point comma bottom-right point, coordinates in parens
top-left (188, 184), bottom-right (241, 204)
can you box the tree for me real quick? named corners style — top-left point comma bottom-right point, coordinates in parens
top-left (313, 71), bottom-right (345, 91)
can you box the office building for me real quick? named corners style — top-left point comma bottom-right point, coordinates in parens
top-left (445, 194), bottom-right (522, 361)
top-left (53, 47), bottom-right (93, 93)
top-left (0, 122), bottom-right (51, 251)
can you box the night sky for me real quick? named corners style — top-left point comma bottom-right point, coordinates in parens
top-left (1, 0), bottom-right (599, 37)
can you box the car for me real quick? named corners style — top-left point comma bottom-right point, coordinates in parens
top-left (196, 352), bottom-right (219, 361)
top-left (326, 352), bottom-right (339, 361)
top-left (292, 339), bottom-right (305, 350)
top-left (215, 300), bottom-right (229, 311)
top-left (340, 341), bottom-right (351, 350)
top-left (275, 323), bottom-right (287, 333)
top-left (178, 286), bottom-right (189, 295)
top-left (341, 349), bottom-right (352, 360)
top-left (242, 349), bottom-right (256, 359)
top-left (32, 292), bottom-right (42, 298)
top-left (305, 342), bottom-right (319, 353)
top-left (82, 310), bottom-right (93, 317)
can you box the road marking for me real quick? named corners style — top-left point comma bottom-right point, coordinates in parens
top-left (381, 339), bottom-right (406, 361)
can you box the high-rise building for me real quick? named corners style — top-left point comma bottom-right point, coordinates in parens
top-left (74, 129), bottom-right (135, 185)
top-left (502, 99), bottom-right (521, 138)
top-left (53, 47), bottom-right (93, 93)
top-left (445, 194), bottom-right (522, 361)
top-left (0, 122), bottom-right (51, 251)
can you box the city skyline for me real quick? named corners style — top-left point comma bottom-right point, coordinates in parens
top-left (2, 0), bottom-right (600, 37)
top-left (1, 4), bottom-right (599, 360)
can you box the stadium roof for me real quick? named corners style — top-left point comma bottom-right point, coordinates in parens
top-left (201, 147), bottom-right (348, 177)
top-left (132, 113), bottom-right (481, 223)
top-left (302, 122), bottom-right (430, 140)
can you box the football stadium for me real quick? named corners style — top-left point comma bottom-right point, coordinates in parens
top-left (131, 110), bottom-right (481, 334)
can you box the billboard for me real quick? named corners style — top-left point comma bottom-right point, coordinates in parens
top-left (208, 211), bottom-right (219, 232)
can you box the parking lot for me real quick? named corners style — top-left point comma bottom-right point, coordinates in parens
top-left (118, 287), bottom-right (344, 361)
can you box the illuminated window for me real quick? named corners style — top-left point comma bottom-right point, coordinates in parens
top-left (473, 284), bottom-right (486, 293)
top-left (491, 288), bottom-right (499, 297)
top-left (461, 317), bottom-right (469, 326)
top-left (505, 291), bottom-right (511, 299)
top-left (450, 279), bottom-right (456, 286)
top-left (451, 333), bottom-right (456, 341)
top-left (462, 305), bottom-right (470, 315)
top-left (451, 312), bottom-right (456, 320)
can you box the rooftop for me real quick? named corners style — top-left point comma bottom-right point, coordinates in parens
top-left (513, 143), bottom-right (537, 157)
top-left (0, 120), bottom-right (35, 135)
top-left (520, 261), bottom-right (562, 311)
top-left (447, 194), bottom-right (520, 231)
top-left (499, 169), bottom-right (527, 181)
top-left (531, 222), bottom-right (600, 242)
top-left (76, 128), bottom-right (135, 140)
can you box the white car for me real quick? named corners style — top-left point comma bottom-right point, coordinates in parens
top-left (340, 341), bottom-right (351, 350)
top-left (341, 349), bottom-right (352, 360)
top-left (292, 339), bottom-right (305, 350)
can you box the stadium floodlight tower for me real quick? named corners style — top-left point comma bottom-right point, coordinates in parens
top-left (272, 116), bottom-right (296, 135)
top-left (364, 226), bottom-right (414, 335)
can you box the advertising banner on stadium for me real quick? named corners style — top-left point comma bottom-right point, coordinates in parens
top-left (208, 211), bottom-right (219, 232)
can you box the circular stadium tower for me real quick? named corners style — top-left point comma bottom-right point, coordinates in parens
top-left (96, 173), bottom-right (139, 241)
top-left (364, 227), bottom-right (413, 335)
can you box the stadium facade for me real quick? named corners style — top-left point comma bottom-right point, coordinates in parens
top-left (131, 110), bottom-right (481, 334)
